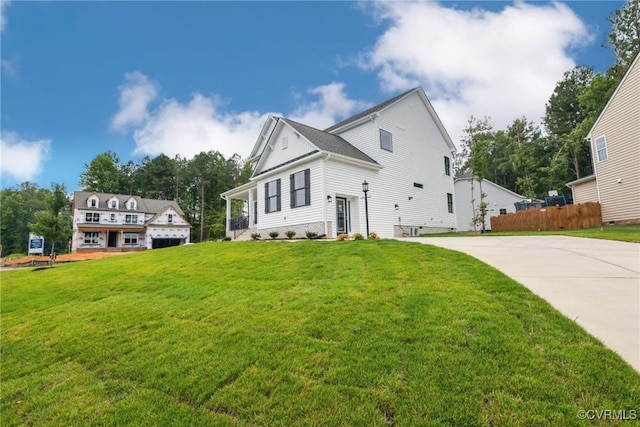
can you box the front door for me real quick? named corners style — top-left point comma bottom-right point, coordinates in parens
top-left (336, 197), bottom-right (348, 234)
top-left (108, 231), bottom-right (118, 248)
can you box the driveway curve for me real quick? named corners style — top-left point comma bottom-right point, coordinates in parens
top-left (398, 235), bottom-right (640, 372)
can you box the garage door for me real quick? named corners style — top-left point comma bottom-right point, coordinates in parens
top-left (152, 238), bottom-right (182, 249)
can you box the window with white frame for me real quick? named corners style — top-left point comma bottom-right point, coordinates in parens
top-left (595, 136), bottom-right (608, 162)
top-left (84, 232), bottom-right (100, 244)
top-left (290, 169), bottom-right (310, 208)
top-left (109, 199), bottom-right (118, 209)
top-left (124, 233), bottom-right (138, 245)
top-left (380, 129), bottom-right (393, 152)
top-left (88, 198), bottom-right (97, 208)
top-left (85, 212), bottom-right (100, 223)
top-left (447, 193), bottom-right (454, 213)
top-left (265, 179), bottom-right (281, 213)
top-left (282, 136), bottom-right (288, 150)
top-left (168, 213), bottom-right (173, 223)
top-left (110, 213), bottom-right (116, 222)
top-left (125, 214), bottom-right (138, 224)
top-left (444, 156), bottom-right (451, 176)
top-left (126, 199), bottom-right (136, 210)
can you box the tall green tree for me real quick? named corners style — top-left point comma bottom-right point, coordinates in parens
top-left (0, 183), bottom-right (49, 256)
top-left (606, 0), bottom-right (640, 76)
top-left (135, 154), bottom-right (177, 200)
top-left (29, 184), bottom-right (73, 258)
top-left (79, 151), bottom-right (125, 193)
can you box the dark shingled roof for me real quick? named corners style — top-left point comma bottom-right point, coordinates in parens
top-left (73, 191), bottom-right (186, 217)
top-left (281, 118), bottom-right (378, 165)
top-left (324, 88), bottom-right (418, 133)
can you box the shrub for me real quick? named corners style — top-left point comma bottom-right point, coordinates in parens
top-left (305, 231), bottom-right (318, 239)
top-left (223, 236), bottom-right (232, 241)
top-left (368, 232), bottom-right (378, 240)
top-left (336, 233), bottom-right (349, 241)
top-left (352, 232), bottom-right (364, 240)
top-left (269, 231), bottom-right (280, 240)
top-left (285, 230), bottom-right (296, 240)
top-left (250, 233), bottom-right (261, 241)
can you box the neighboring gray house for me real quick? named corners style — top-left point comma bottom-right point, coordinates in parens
top-left (222, 88), bottom-right (457, 239)
top-left (567, 53), bottom-right (640, 224)
top-left (72, 192), bottom-right (191, 252)
top-left (454, 176), bottom-right (524, 232)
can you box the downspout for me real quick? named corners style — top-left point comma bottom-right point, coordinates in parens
top-left (322, 154), bottom-right (330, 236)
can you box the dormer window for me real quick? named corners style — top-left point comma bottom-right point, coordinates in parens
top-left (109, 198), bottom-right (119, 209)
top-left (126, 198), bottom-right (136, 210)
top-left (88, 197), bottom-right (98, 208)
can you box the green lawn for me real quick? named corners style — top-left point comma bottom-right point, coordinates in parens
top-left (2, 241), bottom-right (638, 426)
top-left (430, 225), bottom-right (640, 243)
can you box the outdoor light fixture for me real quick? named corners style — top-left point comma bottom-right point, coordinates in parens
top-left (327, 195), bottom-right (333, 203)
top-left (362, 181), bottom-right (370, 238)
top-left (394, 204), bottom-right (399, 210)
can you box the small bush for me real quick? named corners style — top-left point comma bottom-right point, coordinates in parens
top-left (368, 232), bottom-right (378, 240)
top-left (223, 237), bottom-right (232, 241)
top-left (269, 231), bottom-right (280, 240)
top-left (336, 233), bottom-right (349, 241)
top-left (250, 233), bottom-right (261, 241)
top-left (305, 231), bottom-right (318, 239)
top-left (285, 230), bottom-right (296, 240)
top-left (352, 232), bottom-right (364, 240)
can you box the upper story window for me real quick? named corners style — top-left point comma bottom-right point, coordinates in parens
top-left (444, 156), bottom-right (451, 176)
top-left (126, 198), bottom-right (137, 210)
top-left (109, 214), bottom-right (116, 222)
top-left (88, 198), bottom-right (98, 208)
top-left (290, 169), bottom-right (310, 208)
top-left (167, 214), bottom-right (173, 223)
top-left (282, 136), bottom-right (288, 150)
top-left (380, 129), bottom-right (393, 152)
top-left (595, 136), bottom-right (608, 162)
top-left (85, 212), bottom-right (100, 223)
top-left (413, 182), bottom-right (424, 189)
top-left (265, 179), bottom-right (281, 213)
top-left (125, 214), bottom-right (138, 224)
top-left (447, 193), bottom-right (454, 213)
top-left (109, 198), bottom-right (118, 209)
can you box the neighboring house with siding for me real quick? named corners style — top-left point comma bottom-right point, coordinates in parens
top-left (221, 88), bottom-right (457, 239)
top-left (72, 192), bottom-right (191, 252)
top-left (454, 175), bottom-right (524, 232)
top-left (566, 53), bottom-right (640, 224)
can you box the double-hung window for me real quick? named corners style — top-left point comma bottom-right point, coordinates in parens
top-left (595, 136), bottom-right (608, 162)
top-left (85, 212), bottom-right (100, 223)
top-left (124, 233), bottom-right (138, 245)
top-left (125, 214), bottom-right (138, 224)
top-left (447, 193), bottom-right (454, 213)
top-left (380, 129), bottom-right (393, 152)
top-left (444, 156), bottom-right (451, 176)
top-left (265, 179), bottom-right (281, 213)
top-left (84, 232), bottom-right (99, 245)
top-left (290, 169), bottom-right (310, 208)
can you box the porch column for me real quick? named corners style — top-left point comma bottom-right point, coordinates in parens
top-left (225, 197), bottom-right (231, 232)
top-left (248, 191), bottom-right (254, 227)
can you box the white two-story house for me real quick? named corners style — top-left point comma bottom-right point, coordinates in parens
top-left (72, 192), bottom-right (191, 252)
top-left (221, 87), bottom-right (457, 239)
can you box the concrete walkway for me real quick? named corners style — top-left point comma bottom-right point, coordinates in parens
top-left (398, 236), bottom-right (640, 372)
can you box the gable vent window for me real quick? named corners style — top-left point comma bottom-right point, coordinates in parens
top-left (290, 169), bottom-right (311, 208)
top-left (265, 179), bottom-right (281, 213)
top-left (444, 156), bottom-right (451, 176)
top-left (595, 136), bottom-right (608, 162)
top-left (499, 208), bottom-right (507, 215)
top-left (380, 129), bottom-right (393, 152)
top-left (282, 136), bottom-right (288, 150)
top-left (413, 182), bottom-right (424, 189)
top-left (168, 214), bottom-right (173, 223)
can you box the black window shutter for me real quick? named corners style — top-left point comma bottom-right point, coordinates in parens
top-left (276, 179), bottom-right (281, 212)
top-left (290, 174), bottom-right (295, 208)
top-left (304, 169), bottom-right (310, 206)
top-left (264, 182), bottom-right (269, 213)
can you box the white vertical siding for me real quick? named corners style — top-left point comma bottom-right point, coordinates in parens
top-left (592, 58), bottom-right (640, 223)
top-left (332, 91), bottom-right (457, 236)
top-left (257, 125), bottom-right (317, 173)
top-left (454, 178), bottom-right (523, 231)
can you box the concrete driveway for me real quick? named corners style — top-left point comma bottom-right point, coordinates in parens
top-left (398, 235), bottom-right (640, 372)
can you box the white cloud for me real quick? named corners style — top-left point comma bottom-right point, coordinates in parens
top-left (289, 82), bottom-right (371, 129)
top-left (1, 0), bottom-right (10, 33)
top-left (112, 73), bottom-right (366, 159)
top-left (1, 130), bottom-right (51, 182)
top-left (110, 71), bottom-right (158, 131)
top-left (362, 1), bottom-right (592, 142)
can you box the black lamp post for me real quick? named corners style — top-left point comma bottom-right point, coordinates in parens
top-left (362, 180), bottom-right (370, 238)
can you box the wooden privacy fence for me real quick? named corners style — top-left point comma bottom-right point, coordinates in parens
top-left (490, 202), bottom-right (602, 232)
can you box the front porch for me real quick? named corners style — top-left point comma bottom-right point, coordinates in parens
top-left (221, 181), bottom-right (258, 239)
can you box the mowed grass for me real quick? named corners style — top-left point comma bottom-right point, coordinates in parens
top-left (435, 225), bottom-right (640, 243)
top-left (2, 241), bottom-right (639, 426)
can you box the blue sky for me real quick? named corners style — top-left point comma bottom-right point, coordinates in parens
top-left (1, 1), bottom-right (624, 192)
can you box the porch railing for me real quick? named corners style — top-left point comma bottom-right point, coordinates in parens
top-left (228, 216), bottom-right (249, 232)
